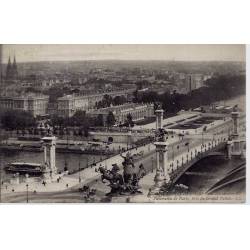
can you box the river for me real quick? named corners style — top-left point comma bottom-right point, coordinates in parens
top-left (217, 94), bottom-right (245, 112)
top-left (0, 150), bottom-right (102, 181)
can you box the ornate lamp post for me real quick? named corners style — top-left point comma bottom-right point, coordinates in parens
top-left (78, 157), bottom-right (81, 183)
top-left (0, 156), bottom-right (2, 203)
top-left (0, 127), bottom-right (4, 203)
top-left (151, 156), bottom-right (154, 173)
top-left (171, 144), bottom-right (174, 160)
top-left (26, 184), bottom-right (29, 203)
top-left (185, 142), bottom-right (189, 152)
top-left (149, 107), bottom-right (170, 195)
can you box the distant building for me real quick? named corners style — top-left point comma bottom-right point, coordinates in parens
top-left (0, 93), bottom-right (49, 117)
top-left (5, 55), bottom-right (18, 81)
top-left (181, 74), bottom-right (206, 93)
top-left (57, 94), bottom-right (89, 117)
top-left (57, 88), bottom-right (136, 117)
top-left (88, 103), bottom-right (154, 125)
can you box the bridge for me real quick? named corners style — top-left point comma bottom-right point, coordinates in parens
top-left (169, 142), bottom-right (226, 186)
top-left (148, 107), bottom-right (245, 195)
top-left (206, 163), bottom-right (246, 194)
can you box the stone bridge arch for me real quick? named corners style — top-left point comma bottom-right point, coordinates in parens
top-left (170, 150), bottom-right (226, 186)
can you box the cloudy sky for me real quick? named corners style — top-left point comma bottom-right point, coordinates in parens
top-left (1, 44), bottom-right (245, 63)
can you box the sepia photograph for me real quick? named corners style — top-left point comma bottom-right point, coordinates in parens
top-left (0, 44), bottom-right (246, 203)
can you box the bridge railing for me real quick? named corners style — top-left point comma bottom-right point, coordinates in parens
top-left (167, 135), bottom-right (228, 181)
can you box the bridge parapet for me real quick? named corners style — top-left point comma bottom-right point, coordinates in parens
top-left (168, 141), bottom-right (227, 186)
top-left (148, 131), bottom-right (229, 195)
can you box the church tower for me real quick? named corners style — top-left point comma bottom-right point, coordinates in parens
top-left (6, 56), bottom-right (12, 80)
top-left (5, 55), bottom-right (18, 81)
top-left (12, 55), bottom-right (18, 80)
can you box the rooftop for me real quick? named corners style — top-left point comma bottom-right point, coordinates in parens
top-left (89, 103), bottom-right (153, 115)
top-left (0, 93), bottom-right (49, 100)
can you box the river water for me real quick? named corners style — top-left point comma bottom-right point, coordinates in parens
top-left (0, 150), bottom-right (102, 181)
top-left (177, 156), bottom-right (245, 195)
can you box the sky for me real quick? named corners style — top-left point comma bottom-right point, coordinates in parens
top-left (1, 44), bottom-right (245, 63)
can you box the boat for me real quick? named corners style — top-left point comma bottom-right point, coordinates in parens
top-left (4, 162), bottom-right (45, 175)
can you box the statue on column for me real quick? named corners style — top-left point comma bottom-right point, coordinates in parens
top-left (156, 128), bottom-right (168, 142)
top-left (233, 104), bottom-right (238, 112)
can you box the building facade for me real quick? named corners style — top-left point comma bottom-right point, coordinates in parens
top-left (57, 88), bottom-right (136, 117)
top-left (0, 94), bottom-right (49, 117)
top-left (57, 95), bottom-right (89, 117)
top-left (88, 103), bottom-right (154, 125)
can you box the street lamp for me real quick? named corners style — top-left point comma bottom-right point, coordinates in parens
top-left (0, 127), bottom-right (3, 203)
top-left (105, 150), bottom-right (107, 169)
top-left (185, 142), bottom-right (190, 152)
top-left (26, 184), bottom-right (29, 203)
top-left (151, 156), bottom-right (154, 173)
top-left (0, 158), bottom-right (2, 203)
top-left (78, 157), bottom-right (81, 183)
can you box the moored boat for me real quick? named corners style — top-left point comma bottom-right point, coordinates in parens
top-left (4, 162), bottom-right (45, 175)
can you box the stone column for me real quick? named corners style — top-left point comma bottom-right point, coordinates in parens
top-left (226, 140), bottom-right (233, 160)
top-left (43, 145), bottom-right (47, 164)
top-left (49, 139), bottom-right (56, 174)
top-left (42, 136), bottom-right (57, 181)
top-left (149, 141), bottom-right (170, 195)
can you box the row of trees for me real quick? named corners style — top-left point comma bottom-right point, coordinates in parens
top-left (0, 110), bottom-right (37, 130)
top-left (0, 109), bottom-right (134, 132)
top-left (50, 110), bottom-right (134, 129)
top-left (50, 110), bottom-right (116, 128)
top-left (134, 74), bottom-right (245, 114)
top-left (95, 94), bottom-right (127, 109)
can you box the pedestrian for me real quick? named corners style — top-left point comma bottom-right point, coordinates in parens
top-left (66, 183), bottom-right (69, 188)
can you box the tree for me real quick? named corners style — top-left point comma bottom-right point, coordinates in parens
top-left (50, 115), bottom-right (64, 128)
top-left (95, 114), bottom-right (104, 127)
top-left (83, 127), bottom-right (89, 137)
top-left (97, 95), bottom-right (113, 108)
top-left (112, 95), bottom-right (127, 106)
top-left (71, 110), bottom-right (87, 126)
top-left (106, 112), bottom-right (115, 127)
top-left (133, 73), bottom-right (245, 116)
top-left (126, 113), bottom-right (134, 127)
top-left (1, 110), bottom-right (36, 130)
top-left (108, 136), bottom-right (113, 143)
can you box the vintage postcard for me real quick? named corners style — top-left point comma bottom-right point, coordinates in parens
top-left (0, 44), bottom-right (246, 203)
